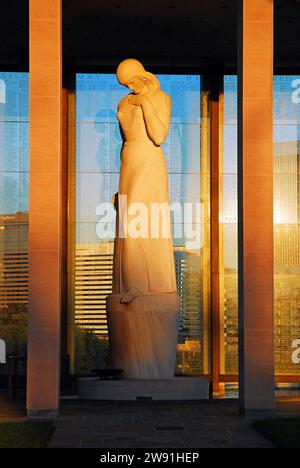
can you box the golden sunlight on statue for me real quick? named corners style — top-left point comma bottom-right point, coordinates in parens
top-left (106, 59), bottom-right (180, 380)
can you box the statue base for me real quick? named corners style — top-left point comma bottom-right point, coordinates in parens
top-left (106, 293), bottom-right (180, 379)
top-left (77, 377), bottom-right (209, 401)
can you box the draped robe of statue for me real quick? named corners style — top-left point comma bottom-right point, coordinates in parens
top-left (106, 59), bottom-right (180, 379)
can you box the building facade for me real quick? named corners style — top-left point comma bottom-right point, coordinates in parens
top-left (0, 0), bottom-right (300, 416)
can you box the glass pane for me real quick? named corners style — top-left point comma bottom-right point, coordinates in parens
top-left (76, 122), bottom-right (122, 174)
top-left (0, 73), bottom-right (29, 370)
top-left (0, 73), bottom-right (29, 123)
top-left (273, 76), bottom-right (300, 376)
top-left (0, 172), bottom-right (19, 213)
top-left (222, 75), bottom-right (300, 378)
top-left (72, 73), bottom-right (210, 376)
top-left (76, 172), bottom-right (118, 223)
top-left (220, 77), bottom-right (238, 375)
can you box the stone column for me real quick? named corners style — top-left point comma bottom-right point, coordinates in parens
top-left (238, 0), bottom-right (275, 415)
top-left (27, 0), bottom-right (63, 417)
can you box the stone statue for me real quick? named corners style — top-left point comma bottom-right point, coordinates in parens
top-left (106, 59), bottom-right (180, 379)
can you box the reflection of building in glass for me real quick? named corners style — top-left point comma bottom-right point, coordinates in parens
top-left (223, 273), bottom-right (238, 374)
top-left (221, 76), bottom-right (238, 376)
top-left (74, 242), bottom-right (113, 335)
top-left (0, 72), bottom-right (29, 361)
top-left (74, 242), bottom-right (209, 374)
top-left (222, 76), bottom-right (300, 379)
top-left (274, 142), bottom-right (300, 374)
top-left (175, 248), bottom-right (204, 374)
top-left (176, 340), bottom-right (201, 375)
top-left (222, 139), bottom-right (300, 376)
top-left (0, 211), bottom-right (28, 309)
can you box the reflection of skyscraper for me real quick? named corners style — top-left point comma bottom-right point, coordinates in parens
top-left (175, 247), bottom-right (209, 375)
top-left (223, 141), bottom-right (300, 376)
top-left (74, 242), bottom-right (113, 335)
top-left (274, 142), bottom-right (300, 374)
top-left (74, 241), bottom-right (210, 375)
top-left (175, 248), bottom-right (202, 340)
top-left (222, 142), bottom-right (300, 375)
top-left (0, 211), bottom-right (28, 308)
top-left (223, 274), bottom-right (238, 374)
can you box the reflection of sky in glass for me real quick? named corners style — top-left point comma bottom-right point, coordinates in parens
top-left (0, 73), bottom-right (29, 215)
top-left (222, 75), bottom-right (300, 374)
top-left (223, 75), bottom-right (300, 270)
top-left (223, 76), bottom-right (237, 176)
top-left (273, 78), bottom-right (300, 226)
top-left (224, 75), bottom-right (300, 151)
top-left (223, 77), bottom-right (238, 271)
top-left (76, 74), bottom-right (201, 245)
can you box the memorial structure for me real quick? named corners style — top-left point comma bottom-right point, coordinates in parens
top-left (2, 0), bottom-right (300, 417)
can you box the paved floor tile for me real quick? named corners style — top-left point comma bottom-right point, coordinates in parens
top-left (47, 400), bottom-right (277, 448)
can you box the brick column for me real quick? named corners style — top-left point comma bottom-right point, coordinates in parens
top-left (27, 0), bottom-right (62, 417)
top-left (238, 0), bottom-right (274, 415)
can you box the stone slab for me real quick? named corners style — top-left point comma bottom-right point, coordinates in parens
top-left (77, 377), bottom-right (209, 401)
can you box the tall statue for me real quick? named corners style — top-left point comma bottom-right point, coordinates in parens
top-left (106, 59), bottom-right (180, 379)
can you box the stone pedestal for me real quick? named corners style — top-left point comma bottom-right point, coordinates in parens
top-left (77, 377), bottom-right (209, 401)
top-left (106, 293), bottom-right (180, 379)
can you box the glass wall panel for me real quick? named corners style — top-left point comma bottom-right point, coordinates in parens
top-left (0, 73), bottom-right (29, 384)
top-left (222, 75), bottom-right (300, 378)
top-left (220, 76), bottom-right (238, 375)
top-left (274, 76), bottom-right (300, 375)
top-left (71, 73), bottom-right (210, 375)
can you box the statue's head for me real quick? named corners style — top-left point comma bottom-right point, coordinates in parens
top-left (116, 58), bottom-right (160, 94)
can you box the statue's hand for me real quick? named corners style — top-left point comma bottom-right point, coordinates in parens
top-left (128, 94), bottom-right (147, 107)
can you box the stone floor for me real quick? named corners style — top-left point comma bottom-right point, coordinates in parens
top-left (48, 400), bottom-right (276, 448)
top-left (2, 389), bottom-right (300, 448)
